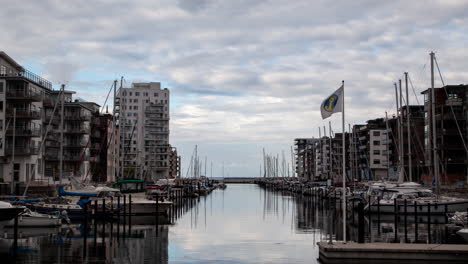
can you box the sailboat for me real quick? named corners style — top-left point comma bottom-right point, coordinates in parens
top-left (366, 52), bottom-right (468, 215)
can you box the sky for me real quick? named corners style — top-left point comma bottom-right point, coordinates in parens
top-left (1, 0), bottom-right (468, 178)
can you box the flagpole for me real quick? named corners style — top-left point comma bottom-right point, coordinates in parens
top-left (341, 80), bottom-right (346, 242)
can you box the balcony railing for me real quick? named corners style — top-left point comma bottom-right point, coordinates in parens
top-left (64, 114), bottom-right (92, 121)
top-left (6, 89), bottom-right (42, 101)
top-left (7, 110), bottom-right (41, 119)
top-left (1, 70), bottom-right (52, 89)
top-left (4, 146), bottom-right (39, 155)
top-left (5, 128), bottom-right (41, 137)
top-left (64, 141), bottom-right (88, 148)
top-left (65, 127), bottom-right (89, 134)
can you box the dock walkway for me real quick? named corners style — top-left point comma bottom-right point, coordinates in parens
top-left (318, 241), bottom-right (468, 263)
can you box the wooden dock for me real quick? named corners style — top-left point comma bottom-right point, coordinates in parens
top-left (317, 242), bottom-right (468, 263)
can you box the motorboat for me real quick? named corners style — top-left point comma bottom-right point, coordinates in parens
top-left (0, 201), bottom-right (25, 221)
top-left (366, 182), bottom-right (468, 214)
top-left (457, 229), bottom-right (468, 242)
top-left (6, 208), bottom-right (61, 227)
top-left (112, 179), bottom-right (173, 215)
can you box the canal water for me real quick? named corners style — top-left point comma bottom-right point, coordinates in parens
top-left (1, 184), bottom-right (326, 263)
top-left (1, 184), bottom-right (460, 263)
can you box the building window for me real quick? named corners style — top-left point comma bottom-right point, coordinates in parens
top-left (0, 82), bottom-right (4, 93)
top-left (373, 159), bottom-right (381, 164)
top-left (135, 92), bottom-right (140, 96)
top-left (127, 113), bottom-right (132, 117)
top-left (134, 99), bottom-right (138, 103)
top-left (133, 113), bottom-right (138, 117)
top-left (122, 92), bottom-right (126, 96)
top-left (373, 131), bottom-right (380, 136)
top-left (129, 92), bottom-right (132, 96)
top-left (373, 150), bottom-right (380, 155)
top-left (0, 101), bottom-right (3, 112)
top-left (0, 65), bottom-right (6, 75)
top-left (134, 106), bottom-right (138, 110)
top-left (373, 141), bottom-right (380, 146)
top-left (154, 93), bottom-right (158, 97)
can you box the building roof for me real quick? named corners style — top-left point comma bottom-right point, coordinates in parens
top-left (0, 51), bottom-right (25, 72)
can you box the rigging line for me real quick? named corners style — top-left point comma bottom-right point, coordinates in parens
top-left (100, 82), bottom-right (116, 114)
top-left (434, 55), bottom-right (468, 154)
top-left (408, 74), bottom-right (421, 105)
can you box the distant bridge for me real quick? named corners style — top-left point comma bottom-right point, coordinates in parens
top-left (223, 177), bottom-right (260, 183)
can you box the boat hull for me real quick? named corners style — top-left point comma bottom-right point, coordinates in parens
top-left (0, 207), bottom-right (25, 221)
top-left (368, 200), bottom-right (468, 215)
top-left (6, 215), bottom-right (61, 227)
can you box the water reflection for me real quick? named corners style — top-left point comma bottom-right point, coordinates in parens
top-left (2, 184), bottom-right (456, 263)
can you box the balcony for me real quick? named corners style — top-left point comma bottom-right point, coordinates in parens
top-left (6, 127), bottom-right (41, 137)
top-left (7, 110), bottom-right (41, 119)
top-left (4, 146), bottom-right (39, 155)
top-left (6, 89), bottom-right (42, 101)
top-left (44, 152), bottom-right (60, 160)
top-left (63, 154), bottom-right (88, 161)
top-left (1, 70), bottom-right (52, 89)
top-left (65, 127), bottom-right (89, 134)
top-left (64, 114), bottom-right (92, 121)
top-left (64, 141), bottom-right (88, 148)
top-left (45, 141), bottom-right (60, 148)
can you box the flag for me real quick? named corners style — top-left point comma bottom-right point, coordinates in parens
top-left (320, 84), bottom-right (344, 120)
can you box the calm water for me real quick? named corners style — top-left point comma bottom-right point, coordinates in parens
top-left (1, 184), bottom-right (459, 263)
top-left (1, 184), bottom-right (326, 264)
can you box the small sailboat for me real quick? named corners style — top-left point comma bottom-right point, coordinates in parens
top-left (6, 208), bottom-right (61, 227)
top-left (0, 201), bottom-right (25, 222)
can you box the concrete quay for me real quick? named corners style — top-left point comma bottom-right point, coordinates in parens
top-left (318, 241), bottom-right (468, 263)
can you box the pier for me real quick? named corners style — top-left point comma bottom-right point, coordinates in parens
top-left (318, 242), bottom-right (468, 263)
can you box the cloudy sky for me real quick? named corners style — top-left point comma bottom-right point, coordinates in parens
top-left (1, 0), bottom-right (467, 178)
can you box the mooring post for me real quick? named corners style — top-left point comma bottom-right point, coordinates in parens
top-left (129, 194), bottom-right (132, 227)
top-left (13, 214), bottom-right (18, 256)
top-left (83, 203), bottom-right (88, 259)
top-left (394, 198), bottom-right (398, 242)
top-left (94, 200), bottom-right (98, 219)
top-left (428, 203), bottom-right (431, 244)
top-left (414, 201), bottom-right (418, 242)
top-left (377, 198), bottom-right (381, 233)
top-left (102, 198), bottom-right (106, 221)
top-left (358, 202), bottom-right (365, 243)
top-left (404, 199), bottom-right (408, 243)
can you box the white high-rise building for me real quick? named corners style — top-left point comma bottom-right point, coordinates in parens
top-left (115, 82), bottom-right (171, 181)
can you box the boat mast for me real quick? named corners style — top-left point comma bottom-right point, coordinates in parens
top-left (399, 79), bottom-right (405, 182)
top-left (329, 121), bottom-right (332, 184)
top-left (385, 112), bottom-right (390, 181)
top-left (119, 77), bottom-right (124, 181)
top-left (10, 108), bottom-right (16, 194)
top-left (59, 84), bottom-right (65, 186)
top-left (394, 82), bottom-right (403, 183)
top-left (430, 51), bottom-right (439, 194)
top-left (405, 72), bottom-right (412, 182)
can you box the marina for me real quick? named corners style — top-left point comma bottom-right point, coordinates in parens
top-left (1, 183), bottom-right (467, 263)
top-left (2, 1), bottom-right (468, 263)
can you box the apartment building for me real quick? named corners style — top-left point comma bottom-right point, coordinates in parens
top-left (115, 82), bottom-right (171, 181)
top-left (169, 146), bottom-right (181, 178)
top-left (353, 119), bottom-right (392, 181)
top-left (294, 138), bottom-right (318, 181)
top-left (315, 137), bottom-right (330, 181)
top-left (421, 84), bottom-right (468, 184)
top-left (0, 51), bottom-right (109, 192)
top-left (0, 51), bottom-right (49, 189)
top-left (330, 132), bottom-right (351, 184)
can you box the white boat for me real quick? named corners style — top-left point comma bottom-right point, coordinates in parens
top-left (456, 229), bottom-right (468, 242)
top-left (366, 183), bottom-right (468, 214)
top-left (6, 209), bottom-right (61, 227)
top-left (0, 201), bottom-right (25, 221)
